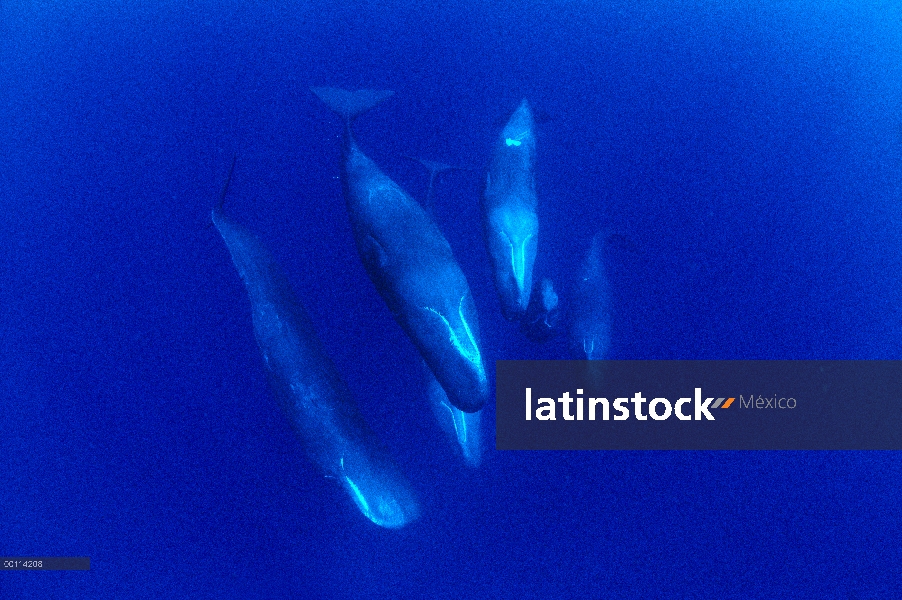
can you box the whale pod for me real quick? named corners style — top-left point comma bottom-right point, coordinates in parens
top-left (212, 167), bottom-right (419, 528)
top-left (483, 99), bottom-right (539, 320)
top-left (570, 232), bottom-right (612, 360)
top-left (312, 87), bottom-right (489, 413)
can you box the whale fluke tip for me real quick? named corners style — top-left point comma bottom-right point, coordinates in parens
top-left (219, 155), bottom-right (237, 208)
top-left (403, 155), bottom-right (471, 175)
top-left (403, 155), bottom-right (453, 175)
top-left (211, 154), bottom-right (238, 227)
top-left (311, 87), bottom-right (394, 122)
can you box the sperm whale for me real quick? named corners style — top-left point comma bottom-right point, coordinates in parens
top-left (212, 158), bottom-right (419, 528)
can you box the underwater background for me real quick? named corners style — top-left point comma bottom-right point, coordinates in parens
top-left (2, 0), bottom-right (902, 597)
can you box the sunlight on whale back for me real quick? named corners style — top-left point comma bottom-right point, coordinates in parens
top-left (501, 228), bottom-right (534, 298)
top-left (490, 203), bottom-right (538, 307)
top-left (423, 294), bottom-right (486, 383)
top-left (506, 131), bottom-right (530, 147)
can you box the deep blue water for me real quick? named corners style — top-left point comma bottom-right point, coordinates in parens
top-left (2, 1), bottom-right (902, 597)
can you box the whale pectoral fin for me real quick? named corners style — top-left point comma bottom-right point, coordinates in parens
top-left (361, 234), bottom-right (389, 270)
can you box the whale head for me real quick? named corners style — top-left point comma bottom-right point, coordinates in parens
top-left (502, 99), bottom-right (534, 145)
top-left (336, 453), bottom-right (420, 529)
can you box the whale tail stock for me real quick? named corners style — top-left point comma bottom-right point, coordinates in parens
top-left (311, 87), bottom-right (394, 124)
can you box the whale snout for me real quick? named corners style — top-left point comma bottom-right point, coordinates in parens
top-left (339, 459), bottom-right (420, 529)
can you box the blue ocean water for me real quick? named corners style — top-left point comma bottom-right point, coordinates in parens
top-left (2, 0), bottom-right (901, 597)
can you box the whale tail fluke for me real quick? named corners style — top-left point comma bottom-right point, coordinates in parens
top-left (403, 156), bottom-right (455, 176)
top-left (311, 87), bottom-right (394, 123)
top-left (403, 155), bottom-right (470, 211)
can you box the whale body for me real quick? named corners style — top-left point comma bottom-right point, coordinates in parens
top-left (405, 156), bottom-right (484, 465)
top-left (312, 87), bottom-right (489, 414)
top-left (212, 169), bottom-right (419, 528)
top-left (570, 232), bottom-right (612, 360)
top-left (483, 99), bottom-right (539, 320)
